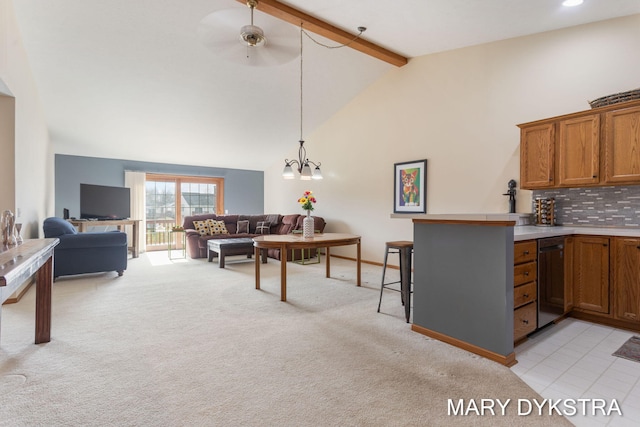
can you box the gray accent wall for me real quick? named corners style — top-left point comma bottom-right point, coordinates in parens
top-left (55, 154), bottom-right (264, 219)
top-left (532, 186), bottom-right (640, 227)
top-left (413, 221), bottom-right (514, 357)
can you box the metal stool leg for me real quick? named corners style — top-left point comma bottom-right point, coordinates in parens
top-left (399, 246), bottom-right (412, 323)
top-left (377, 246), bottom-right (391, 312)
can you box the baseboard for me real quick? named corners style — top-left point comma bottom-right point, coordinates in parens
top-left (570, 311), bottom-right (640, 333)
top-left (2, 276), bottom-right (35, 305)
top-left (411, 324), bottom-right (517, 367)
top-left (328, 254), bottom-right (397, 269)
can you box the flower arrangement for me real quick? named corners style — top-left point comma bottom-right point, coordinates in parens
top-left (298, 190), bottom-right (317, 211)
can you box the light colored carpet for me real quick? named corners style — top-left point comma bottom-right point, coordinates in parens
top-left (1, 253), bottom-right (571, 426)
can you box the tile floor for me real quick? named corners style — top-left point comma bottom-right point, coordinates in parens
top-left (512, 318), bottom-right (640, 426)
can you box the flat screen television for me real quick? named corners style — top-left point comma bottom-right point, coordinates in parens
top-left (80, 183), bottom-right (131, 220)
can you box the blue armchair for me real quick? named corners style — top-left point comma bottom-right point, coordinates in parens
top-left (43, 217), bottom-right (128, 279)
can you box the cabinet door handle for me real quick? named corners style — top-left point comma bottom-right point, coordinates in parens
top-left (523, 293), bottom-right (529, 298)
top-left (523, 251), bottom-right (529, 255)
top-left (603, 244), bottom-right (608, 247)
top-left (524, 271), bottom-right (529, 276)
top-left (522, 319), bottom-right (529, 325)
top-left (592, 175), bottom-right (597, 178)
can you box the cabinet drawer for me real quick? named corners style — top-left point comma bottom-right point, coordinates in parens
top-left (514, 282), bottom-right (537, 309)
top-left (514, 302), bottom-right (537, 341)
top-left (514, 261), bottom-right (537, 286)
top-left (514, 241), bottom-right (537, 264)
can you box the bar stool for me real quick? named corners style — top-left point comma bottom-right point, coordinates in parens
top-left (377, 241), bottom-right (413, 323)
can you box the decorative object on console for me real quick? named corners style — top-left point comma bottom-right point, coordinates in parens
top-left (394, 160), bottom-right (427, 214)
top-left (14, 223), bottom-right (23, 244)
top-left (2, 210), bottom-right (16, 246)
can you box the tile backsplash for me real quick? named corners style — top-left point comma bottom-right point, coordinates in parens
top-left (532, 186), bottom-right (640, 227)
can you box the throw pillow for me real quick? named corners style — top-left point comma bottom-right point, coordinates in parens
top-left (256, 221), bottom-right (270, 234)
top-left (237, 220), bottom-right (250, 234)
top-left (193, 220), bottom-right (211, 236)
top-left (209, 219), bottom-right (229, 235)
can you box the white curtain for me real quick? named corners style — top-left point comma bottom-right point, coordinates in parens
top-left (125, 170), bottom-right (146, 253)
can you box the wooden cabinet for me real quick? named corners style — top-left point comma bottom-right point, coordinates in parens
top-left (557, 115), bottom-right (600, 186)
top-left (612, 238), bottom-right (640, 323)
top-left (519, 100), bottom-right (640, 189)
top-left (513, 240), bottom-right (537, 341)
top-left (520, 124), bottom-right (555, 189)
top-left (572, 236), bottom-right (610, 315)
top-left (604, 105), bottom-right (640, 184)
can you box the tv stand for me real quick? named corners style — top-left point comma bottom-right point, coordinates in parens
top-left (69, 219), bottom-right (141, 258)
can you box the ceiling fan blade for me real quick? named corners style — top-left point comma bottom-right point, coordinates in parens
top-left (198, 7), bottom-right (299, 67)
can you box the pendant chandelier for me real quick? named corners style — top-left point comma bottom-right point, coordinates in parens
top-left (282, 25), bottom-right (366, 180)
top-left (282, 25), bottom-right (322, 180)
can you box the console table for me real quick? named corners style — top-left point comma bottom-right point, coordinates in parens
top-left (69, 219), bottom-right (141, 258)
top-left (0, 238), bottom-right (59, 344)
top-left (253, 233), bottom-right (361, 302)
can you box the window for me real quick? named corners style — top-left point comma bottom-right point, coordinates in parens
top-left (145, 174), bottom-right (224, 250)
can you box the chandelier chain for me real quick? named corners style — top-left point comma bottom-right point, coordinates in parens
top-left (301, 27), bottom-right (365, 50)
top-left (300, 24), bottom-right (303, 142)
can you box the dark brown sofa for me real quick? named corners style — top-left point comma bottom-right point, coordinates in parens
top-left (182, 213), bottom-right (326, 260)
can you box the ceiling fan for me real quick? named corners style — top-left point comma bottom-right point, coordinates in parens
top-left (197, 0), bottom-right (299, 66)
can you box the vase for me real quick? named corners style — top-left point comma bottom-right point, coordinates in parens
top-left (303, 211), bottom-right (314, 238)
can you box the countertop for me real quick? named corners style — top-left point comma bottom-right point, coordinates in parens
top-left (514, 225), bottom-right (640, 241)
top-left (392, 213), bottom-right (640, 241)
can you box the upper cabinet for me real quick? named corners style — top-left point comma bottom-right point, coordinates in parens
top-left (558, 115), bottom-right (600, 187)
top-left (519, 100), bottom-right (640, 189)
top-left (520, 123), bottom-right (555, 188)
top-left (604, 105), bottom-right (640, 184)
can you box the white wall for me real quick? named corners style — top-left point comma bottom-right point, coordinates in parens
top-left (264, 14), bottom-right (640, 264)
top-left (0, 0), bottom-right (52, 238)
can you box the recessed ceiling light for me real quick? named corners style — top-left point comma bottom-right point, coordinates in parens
top-left (562, 0), bottom-right (584, 6)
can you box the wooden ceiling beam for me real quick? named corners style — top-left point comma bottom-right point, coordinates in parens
top-left (235, 0), bottom-right (408, 67)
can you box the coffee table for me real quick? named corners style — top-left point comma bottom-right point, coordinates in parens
top-left (207, 238), bottom-right (266, 268)
top-left (253, 233), bottom-right (361, 301)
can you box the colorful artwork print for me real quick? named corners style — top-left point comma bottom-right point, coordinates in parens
top-left (400, 168), bottom-right (420, 206)
top-left (394, 159), bottom-right (427, 214)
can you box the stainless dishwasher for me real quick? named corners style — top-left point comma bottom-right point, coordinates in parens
top-left (538, 237), bottom-right (565, 328)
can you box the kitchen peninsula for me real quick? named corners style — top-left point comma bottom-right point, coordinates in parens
top-left (400, 213), bottom-right (640, 367)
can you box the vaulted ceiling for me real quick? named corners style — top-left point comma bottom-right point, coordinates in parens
top-left (13, 0), bottom-right (640, 171)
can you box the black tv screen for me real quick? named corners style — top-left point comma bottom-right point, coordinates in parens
top-left (80, 184), bottom-right (131, 220)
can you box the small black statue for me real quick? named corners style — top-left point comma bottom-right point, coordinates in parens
top-left (503, 179), bottom-right (517, 213)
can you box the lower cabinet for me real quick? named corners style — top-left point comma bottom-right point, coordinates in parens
top-left (572, 236), bottom-right (610, 315)
top-left (514, 240), bottom-right (537, 341)
top-left (514, 303), bottom-right (537, 340)
top-left (613, 238), bottom-right (640, 323)
top-left (514, 234), bottom-right (640, 345)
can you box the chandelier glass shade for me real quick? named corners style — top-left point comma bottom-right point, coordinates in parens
top-left (283, 140), bottom-right (322, 180)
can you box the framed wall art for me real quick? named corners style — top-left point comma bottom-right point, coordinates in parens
top-left (394, 159), bottom-right (427, 214)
